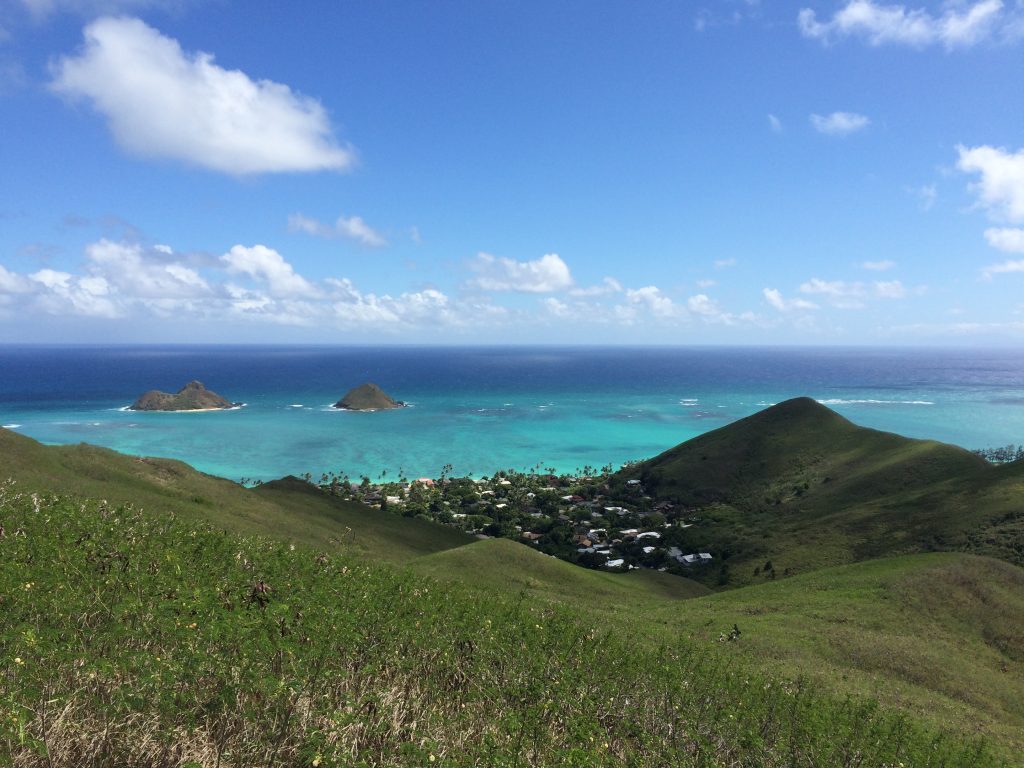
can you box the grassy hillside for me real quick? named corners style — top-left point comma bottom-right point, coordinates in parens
top-left (0, 486), bottom-right (1006, 767)
top-left (619, 397), bottom-right (1024, 584)
top-left (0, 427), bottom-right (471, 563)
top-left (410, 537), bottom-right (711, 609)
top-left (659, 553), bottom-right (1024, 758)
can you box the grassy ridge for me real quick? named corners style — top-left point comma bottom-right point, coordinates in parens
top-left (0, 428), bottom-right (470, 563)
top-left (410, 537), bottom-right (711, 610)
top-left (621, 397), bottom-right (1024, 584)
top-left (0, 485), bottom-right (1005, 767)
top-left (658, 553), bottom-right (1024, 757)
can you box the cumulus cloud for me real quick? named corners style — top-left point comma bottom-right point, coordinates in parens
top-left (763, 287), bottom-right (819, 312)
top-left (569, 276), bottom-right (622, 297)
top-left (984, 227), bottom-right (1024, 253)
top-left (798, 0), bottom-right (1013, 49)
top-left (541, 297), bottom-right (570, 317)
top-left (468, 252), bottom-right (573, 293)
top-left (221, 244), bottom-right (317, 297)
top-left (288, 213), bottom-right (387, 247)
top-left (625, 286), bottom-right (677, 318)
top-left (86, 239), bottom-right (209, 297)
top-left (810, 111), bottom-right (870, 136)
top-left (861, 259), bottom-right (896, 270)
top-left (983, 259), bottom-right (1024, 278)
top-left (957, 144), bottom-right (1024, 223)
top-left (799, 277), bottom-right (912, 307)
top-left (29, 268), bottom-right (121, 317)
top-left (50, 17), bottom-right (353, 174)
top-left (0, 264), bottom-right (33, 294)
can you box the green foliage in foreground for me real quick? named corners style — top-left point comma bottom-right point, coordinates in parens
top-left (0, 483), bottom-right (1006, 767)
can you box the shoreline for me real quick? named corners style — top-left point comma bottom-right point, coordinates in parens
top-left (122, 404), bottom-right (246, 413)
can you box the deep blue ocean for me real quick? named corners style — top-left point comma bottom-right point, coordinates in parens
top-left (1, 346), bottom-right (1022, 482)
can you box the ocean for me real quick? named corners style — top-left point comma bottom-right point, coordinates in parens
top-left (1, 345), bottom-right (1022, 482)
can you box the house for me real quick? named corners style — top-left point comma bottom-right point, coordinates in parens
top-left (521, 531), bottom-right (543, 542)
top-left (636, 531), bottom-right (661, 540)
top-left (698, 552), bottom-right (713, 563)
top-left (603, 558), bottom-right (625, 568)
top-left (626, 479), bottom-right (641, 486)
top-left (414, 477), bottom-right (435, 487)
top-left (642, 546), bottom-right (656, 554)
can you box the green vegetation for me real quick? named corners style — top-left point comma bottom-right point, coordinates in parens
top-left (619, 397), bottom-right (1024, 585)
top-left (0, 428), bottom-right (470, 564)
top-left (0, 485), bottom-right (1006, 767)
top-left (2, 395), bottom-right (1023, 765)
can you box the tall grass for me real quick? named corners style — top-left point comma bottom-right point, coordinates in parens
top-left (0, 481), bottom-right (1004, 767)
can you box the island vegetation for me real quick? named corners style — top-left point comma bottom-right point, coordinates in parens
top-left (129, 380), bottom-right (237, 412)
top-left (333, 382), bottom-right (405, 411)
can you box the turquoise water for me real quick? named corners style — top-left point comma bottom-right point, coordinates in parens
top-left (1, 346), bottom-right (1023, 481)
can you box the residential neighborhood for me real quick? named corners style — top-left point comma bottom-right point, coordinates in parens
top-left (299, 465), bottom-right (721, 581)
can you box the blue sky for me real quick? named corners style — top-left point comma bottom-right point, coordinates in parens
top-left (1, 0), bottom-right (1023, 344)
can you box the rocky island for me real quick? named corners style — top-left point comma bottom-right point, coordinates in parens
top-left (129, 380), bottom-right (238, 412)
top-left (333, 382), bottom-right (406, 411)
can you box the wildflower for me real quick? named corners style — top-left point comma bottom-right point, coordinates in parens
top-left (13, 658), bottom-right (23, 665)
top-left (312, 757), bottom-right (322, 767)
top-left (429, 756), bottom-right (436, 763)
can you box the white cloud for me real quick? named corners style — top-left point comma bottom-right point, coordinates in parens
top-left (763, 287), bottom-right (819, 312)
top-left (957, 145), bottom-right (1024, 223)
top-left (810, 111), bottom-right (870, 136)
top-left (873, 279), bottom-right (907, 298)
top-left (799, 277), bottom-right (912, 306)
top-left (468, 252), bottom-right (573, 293)
top-left (51, 17), bottom-right (353, 175)
top-left (714, 257), bottom-right (737, 269)
top-left (861, 259), bottom-right (896, 271)
top-left (29, 268), bottom-right (121, 317)
top-left (696, 278), bottom-right (717, 289)
top-left (983, 259), bottom-right (1024, 278)
top-left (86, 239), bottom-right (209, 297)
top-left (798, 0), bottom-right (1012, 49)
top-left (569, 276), bottom-right (622, 297)
top-left (221, 244), bottom-right (317, 297)
top-left (984, 227), bottom-right (1024, 253)
top-left (542, 297), bottom-right (570, 317)
top-left (0, 264), bottom-right (33, 294)
top-left (768, 113), bottom-right (782, 133)
top-left (288, 212), bottom-right (387, 247)
top-left (626, 285), bottom-right (677, 318)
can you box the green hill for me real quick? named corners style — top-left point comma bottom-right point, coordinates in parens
top-left (410, 537), bottom-right (711, 609)
top-left (619, 397), bottom-right (1024, 584)
top-left (660, 553), bottom-right (1024, 758)
top-left (0, 427), bottom-right (470, 563)
top-left (0, 487), bottom-right (1007, 767)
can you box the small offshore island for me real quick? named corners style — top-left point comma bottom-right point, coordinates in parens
top-left (129, 380), bottom-right (238, 412)
top-left (333, 382), bottom-right (406, 411)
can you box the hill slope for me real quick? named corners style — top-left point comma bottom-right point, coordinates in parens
top-left (410, 537), bottom-right (710, 609)
top-left (0, 487), bottom-right (1007, 767)
top-left (619, 397), bottom-right (1023, 583)
top-left (0, 427), bottom-right (470, 563)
